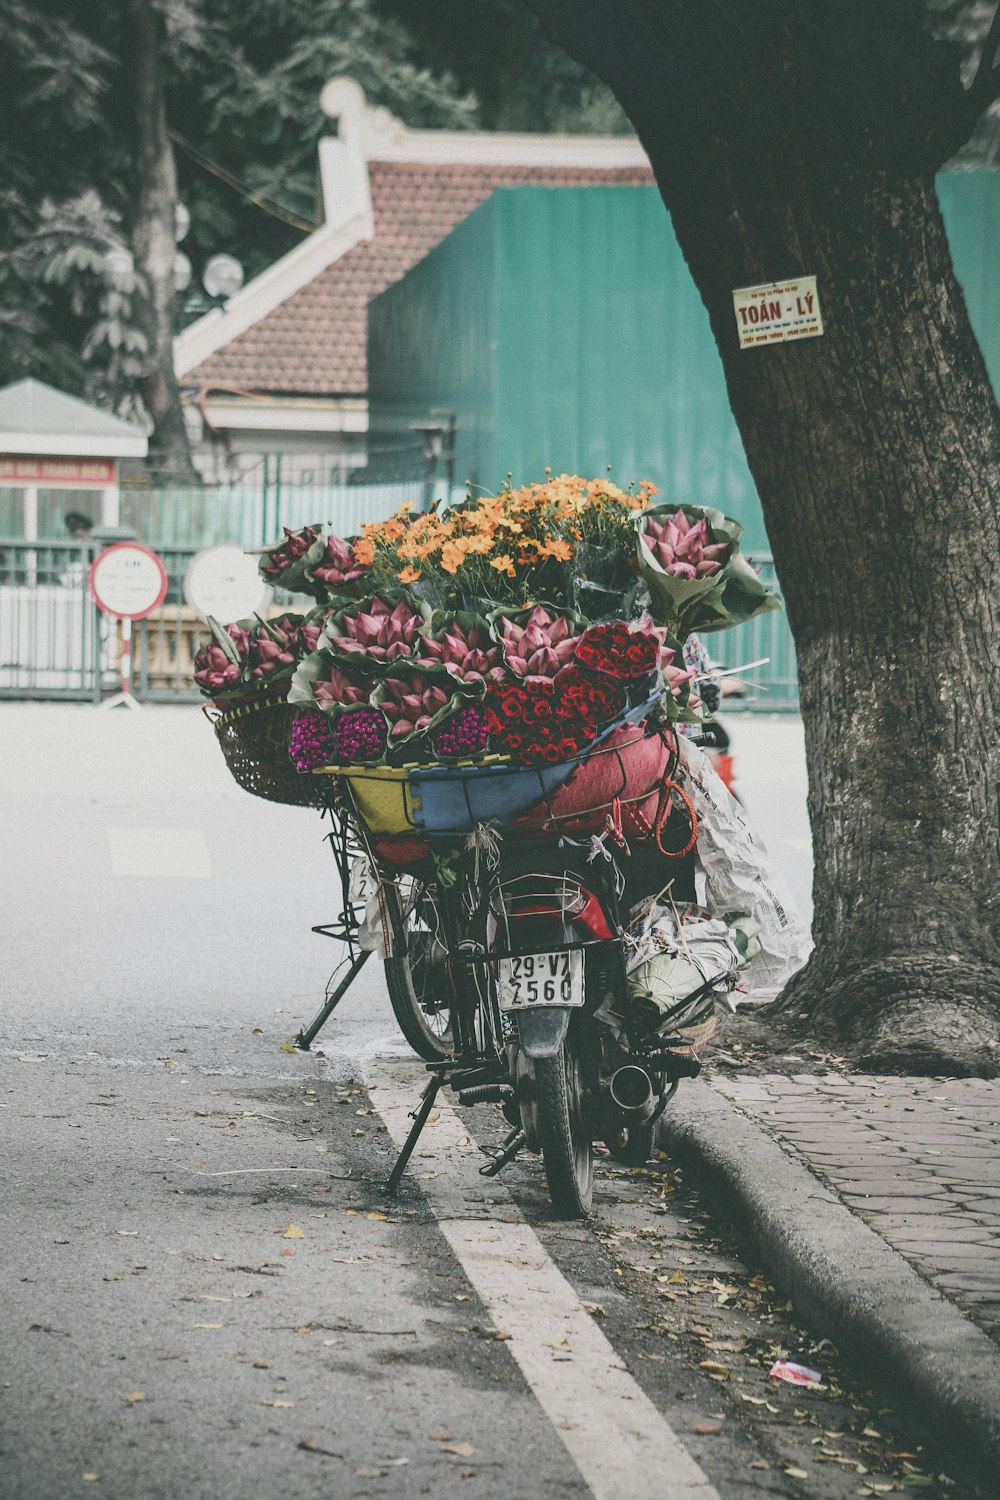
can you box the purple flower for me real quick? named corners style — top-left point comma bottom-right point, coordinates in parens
top-left (288, 711), bottom-right (336, 772)
top-left (433, 705), bottom-right (489, 759)
top-left (331, 707), bottom-right (387, 764)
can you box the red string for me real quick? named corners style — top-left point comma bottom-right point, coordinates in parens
top-left (654, 775), bottom-right (699, 859)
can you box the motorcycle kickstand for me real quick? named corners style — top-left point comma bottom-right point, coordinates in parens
top-left (385, 1076), bottom-right (442, 1196)
top-left (479, 1126), bottom-right (526, 1178)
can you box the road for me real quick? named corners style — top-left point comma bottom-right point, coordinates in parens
top-left (2, 702), bottom-right (947, 1500)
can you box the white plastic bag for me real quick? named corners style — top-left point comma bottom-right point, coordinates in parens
top-left (675, 735), bottom-right (813, 990)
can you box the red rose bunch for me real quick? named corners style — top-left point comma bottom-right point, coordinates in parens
top-left (575, 622), bottom-right (659, 680)
top-left (483, 669), bottom-right (626, 766)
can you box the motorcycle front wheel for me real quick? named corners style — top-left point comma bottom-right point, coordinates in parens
top-left (535, 1037), bottom-right (594, 1218)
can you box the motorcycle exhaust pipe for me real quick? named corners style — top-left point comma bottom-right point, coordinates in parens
top-left (609, 1065), bottom-right (656, 1121)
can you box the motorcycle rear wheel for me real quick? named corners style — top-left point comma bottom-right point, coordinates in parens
top-left (383, 880), bottom-right (454, 1062)
top-left (535, 1039), bottom-right (594, 1218)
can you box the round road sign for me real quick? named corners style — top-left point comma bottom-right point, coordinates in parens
top-left (89, 542), bottom-right (169, 621)
top-left (183, 544), bottom-right (271, 622)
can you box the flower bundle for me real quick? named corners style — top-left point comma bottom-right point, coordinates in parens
top-left (640, 508), bottom-right (730, 580)
top-left (417, 611), bottom-right (504, 683)
top-left (256, 524), bottom-right (322, 595)
top-left (433, 704), bottom-right (490, 760)
top-left (482, 669), bottom-right (627, 766)
top-left (305, 533), bottom-right (370, 592)
top-left (289, 710), bottom-right (337, 772)
top-left (492, 604), bottom-right (582, 679)
top-left (635, 502), bottom-right (780, 636)
top-left (371, 666), bottom-right (462, 744)
top-left (321, 595), bottom-right (428, 665)
top-left (246, 613), bottom-right (304, 684)
top-left (330, 706), bottom-right (387, 764)
top-left (193, 620), bottom-right (251, 699)
top-left (353, 475), bottom-right (657, 610)
top-left (575, 621), bottom-right (660, 681)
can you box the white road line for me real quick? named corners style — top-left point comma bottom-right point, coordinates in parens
top-left (107, 828), bottom-right (212, 878)
top-left (365, 1051), bottom-right (722, 1500)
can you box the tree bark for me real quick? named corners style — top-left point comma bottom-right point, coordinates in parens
top-left (527, 0), bottom-right (1000, 1074)
top-left (124, 0), bottom-right (198, 483)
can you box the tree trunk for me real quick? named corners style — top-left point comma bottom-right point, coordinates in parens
top-left (124, 0), bottom-right (198, 484)
top-left (527, 0), bottom-right (1000, 1074)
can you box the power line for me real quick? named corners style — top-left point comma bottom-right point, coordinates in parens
top-left (168, 128), bottom-right (319, 234)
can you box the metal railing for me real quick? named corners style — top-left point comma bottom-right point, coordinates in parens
top-left (0, 536), bottom-right (800, 711)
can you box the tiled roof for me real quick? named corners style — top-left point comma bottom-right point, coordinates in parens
top-left (185, 161), bottom-right (654, 397)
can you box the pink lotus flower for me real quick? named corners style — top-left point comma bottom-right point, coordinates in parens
top-left (298, 609), bottom-right (337, 656)
top-left (193, 623), bottom-right (250, 695)
top-left (377, 673), bottom-right (452, 739)
top-left (310, 533), bottom-right (368, 587)
top-left (496, 606), bottom-right (580, 679)
top-left (309, 663), bottom-right (371, 712)
top-left (193, 645), bottom-right (242, 694)
top-left (325, 598), bottom-right (423, 664)
top-left (247, 614), bottom-right (300, 681)
top-left (261, 525), bottom-right (319, 580)
top-left (418, 618), bottom-right (504, 682)
top-left (640, 509), bottom-right (730, 579)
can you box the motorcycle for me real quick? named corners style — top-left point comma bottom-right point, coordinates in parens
top-left (306, 742), bottom-right (739, 1220)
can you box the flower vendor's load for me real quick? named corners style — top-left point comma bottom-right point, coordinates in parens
top-left (196, 475), bottom-right (781, 834)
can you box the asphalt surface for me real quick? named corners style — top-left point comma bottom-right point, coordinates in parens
top-left (0, 702), bottom-right (985, 1499)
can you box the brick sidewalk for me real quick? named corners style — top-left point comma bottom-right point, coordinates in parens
top-left (710, 1072), bottom-right (1000, 1346)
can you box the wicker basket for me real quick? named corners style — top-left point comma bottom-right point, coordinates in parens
top-left (208, 692), bottom-right (327, 810)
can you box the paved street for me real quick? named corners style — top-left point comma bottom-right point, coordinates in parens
top-left (0, 702), bottom-right (988, 1498)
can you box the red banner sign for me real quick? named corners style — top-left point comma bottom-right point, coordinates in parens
top-left (0, 456), bottom-right (117, 486)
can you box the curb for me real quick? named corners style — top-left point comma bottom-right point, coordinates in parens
top-left (656, 1081), bottom-right (1000, 1489)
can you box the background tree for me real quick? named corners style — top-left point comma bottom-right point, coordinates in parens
top-left (523, 0), bottom-right (1000, 1076)
top-left (1, 0), bottom-right (623, 472)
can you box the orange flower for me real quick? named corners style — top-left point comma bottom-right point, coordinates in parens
top-left (398, 565), bottom-right (422, 584)
top-left (537, 538), bottom-right (573, 562)
top-left (353, 536), bottom-right (375, 566)
top-left (440, 540), bottom-right (467, 574)
top-left (490, 555), bottom-right (516, 577)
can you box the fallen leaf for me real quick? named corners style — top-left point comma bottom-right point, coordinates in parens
top-left (294, 1324), bottom-right (312, 1334)
top-left (555, 1419), bottom-right (577, 1431)
top-left (279, 1249), bottom-right (295, 1258)
top-left (666, 1271), bottom-right (686, 1284)
top-left (429, 1431), bottom-right (453, 1441)
top-left (440, 1442), bottom-right (476, 1458)
top-left (354, 1468), bottom-right (385, 1479)
top-left (581, 1302), bottom-right (607, 1317)
top-left (263, 1399), bottom-right (294, 1408)
top-left (279, 1043), bottom-right (297, 1054)
top-left (253, 1361), bottom-right (269, 1369)
top-left (784, 1467), bottom-right (808, 1480)
top-left (543, 1336), bottom-right (571, 1351)
top-left (281, 1223), bottom-right (304, 1240)
top-left (103, 1274), bottom-right (121, 1282)
top-left (367, 1211), bottom-right (387, 1222)
top-left (460, 1469), bottom-right (477, 1479)
top-left (251, 1028), bottom-right (263, 1036)
top-left (748, 1460), bottom-right (770, 1470)
top-left (123, 1392), bottom-right (145, 1404)
top-left (82, 1474), bottom-right (100, 1483)
top-left (694, 1424), bottom-right (723, 1435)
top-left (192, 1323), bottom-right (223, 1330)
top-left (298, 1439), bottom-right (341, 1458)
top-left (698, 1361), bottom-right (730, 1379)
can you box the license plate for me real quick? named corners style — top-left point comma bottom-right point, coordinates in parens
top-left (496, 950), bottom-right (584, 1011)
